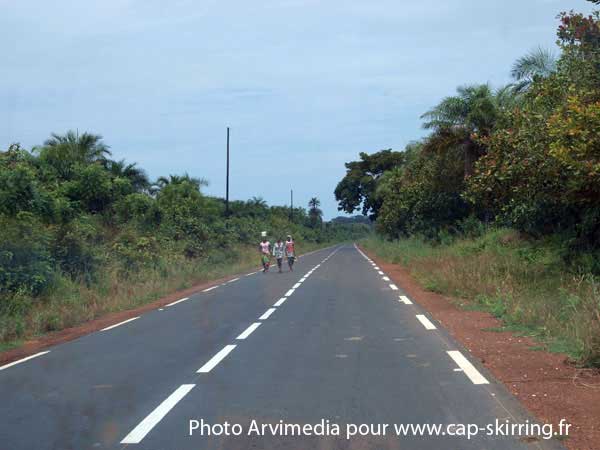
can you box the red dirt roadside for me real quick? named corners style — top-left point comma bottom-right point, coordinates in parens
top-left (361, 246), bottom-right (600, 450)
top-left (0, 248), bottom-right (324, 367)
top-left (0, 273), bottom-right (240, 367)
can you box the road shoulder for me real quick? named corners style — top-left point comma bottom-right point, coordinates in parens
top-left (359, 245), bottom-right (600, 450)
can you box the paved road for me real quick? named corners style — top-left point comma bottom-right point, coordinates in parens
top-left (0, 245), bottom-right (564, 450)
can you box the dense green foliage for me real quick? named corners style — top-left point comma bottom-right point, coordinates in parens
top-left (338, 8), bottom-right (600, 365)
top-left (337, 10), bottom-right (600, 263)
top-left (0, 135), bottom-right (368, 342)
top-left (334, 149), bottom-right (405, 220)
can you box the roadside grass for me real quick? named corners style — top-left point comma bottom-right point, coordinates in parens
top-left (361, 230), bottom-right (600, 367)
top-left (0, 241), bottom-right (332, 349)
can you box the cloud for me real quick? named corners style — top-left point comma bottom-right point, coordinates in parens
top-left (1, 0), bottom-right (593, 218)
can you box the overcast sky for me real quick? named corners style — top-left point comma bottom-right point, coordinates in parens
top-left (1, 0), bottom-right (594, 218)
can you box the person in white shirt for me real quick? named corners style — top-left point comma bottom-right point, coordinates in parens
top-left (258, 236), bottom-right (271, 273)
top-left (272, 238), bottom-right (285, 273)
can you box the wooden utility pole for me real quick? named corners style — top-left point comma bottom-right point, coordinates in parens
top-left (225, 127), bottom-right (230, 216)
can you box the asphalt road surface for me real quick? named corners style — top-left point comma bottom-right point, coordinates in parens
top-left (0, 245), bottom-right (565, 450)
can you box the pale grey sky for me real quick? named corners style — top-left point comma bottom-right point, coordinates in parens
top-left (1, 0), bottom-right (594, 218)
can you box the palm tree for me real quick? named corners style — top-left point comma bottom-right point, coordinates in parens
top-left (308, 197), bottom-right (321, 210)
top-left (421, 84), bottom-right (500, 176)
top-left (104, 159), bottom-right (150, 192)
top-left (308, 197), bottom-right (323, 227)
top-left (510, 47), bottom-right (557, 93)
top-left (249, 196), bottom-right (268, 208)
top-left (151, 173), bottom-right (208, 193)
top-left (43, 130), bottom-right (111, 162)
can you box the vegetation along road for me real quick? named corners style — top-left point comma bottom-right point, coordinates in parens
top-left (0, 245), bottom-right (567, 449)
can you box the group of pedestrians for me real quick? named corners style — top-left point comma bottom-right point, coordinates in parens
top-left (258, 233), bottom-right (295, 273)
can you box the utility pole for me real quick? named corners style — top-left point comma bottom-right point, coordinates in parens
top-left (290, 189), bottom-right (293, 222)
top-left (225, 127), bottom-right (230, 216)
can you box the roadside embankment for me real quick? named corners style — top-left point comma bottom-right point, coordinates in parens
top-left (359, 233), bottom-right (600, 450)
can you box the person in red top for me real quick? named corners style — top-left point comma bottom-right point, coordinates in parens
top-left (285, 235), bottom-right (296, 271)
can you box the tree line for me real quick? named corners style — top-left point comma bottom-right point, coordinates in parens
top-left (335, 8), bottom-right (600, 270)
top-left (0, 133), bottom-right (368, 299)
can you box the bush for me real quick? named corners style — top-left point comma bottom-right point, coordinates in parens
top-left (0, 214), bottom-right (54, 295)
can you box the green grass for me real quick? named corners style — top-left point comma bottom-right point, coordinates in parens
top-left (361, 230), bottom-right (600, 367)
top-left (0, 341), bottom-right (22, 353)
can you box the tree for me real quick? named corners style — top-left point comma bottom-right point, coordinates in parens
top-left (308, 197), bottom-right (323, 228)
top-left (334, 149), bottom-right (404, 219)
top-left (510, 47), bottom-right (557, 93)
top-left (43, 130), bottom-right (111, 162)
top-left (467, 10), bottom-right (600, 244)
top-left (104, 159), bottom-right (150, 192)
top-left (377, 142), bottom-right (469, 239)
top-left (152, 174), bottom-right (208, 193)
top-left (36, 131), bottom-right (112, 180)
top-left (421, 84), bottom-right (506, 177)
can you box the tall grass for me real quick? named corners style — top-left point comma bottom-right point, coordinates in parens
top-left (0, 241), bottom-right (331, 347)
top-left (362, 230), bottom-right (600, 367)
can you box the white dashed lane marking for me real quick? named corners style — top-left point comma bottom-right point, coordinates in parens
top-left (274, 297), bottom-right (287, 307)
top-left (236, 323), bottom-right (261, 340)
top-left (399, 296), bottom-right (413, 305)
top-left (0, 351), bottom-right (50, 371)
top-left (197, 345), bottom-right (237, 373)
top-left (120, 384), bottom-right (196, 444)
top-left (259, 308), bottom-right (276, 320)
top-left (165, 297), bottom-right (188, 307)
top-left (416, 314), bottom-right (437, 330)
top-left (447, 351), bottom-right (489, 385)
top-left (101, 317), bottom-right (140, 331)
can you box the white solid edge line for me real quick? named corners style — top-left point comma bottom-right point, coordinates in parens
top-left (0, 351), bottom-right (50, 371)
top-left (382, 276), bottom-right (390, 281)
top-left (416, 314), bottom-right (437, 330)
top-left (203, 286), bottom-right (218, 292)
top-left (259, 308), bottom-right (276, 320)
top-left (120, 384), bottom-right (195, 443)
top-left (165, 297), bottom-right (189, 307)
top-left (293, 282), bottom-right (301, 289)
top-left (447, 350), bottom-right (489, 385)
top-left (236, 322), bottom-right (261, 340)
top-left (197, 345), bottom-right (237, 373)
top-left (299, 277), bottom-right (307, 282)
top-left (285, 289), bottom-right (295, 297)
top-left (228, 277), bottom-right (240, 283)
top-left (101, 316), bottom-right (140, 331)
top-left (274, 297), bottom-right (287, 307)
top-left (389, 284), bottom-right (399, 291)
top-left (399, 295), bottom-right (413, 305)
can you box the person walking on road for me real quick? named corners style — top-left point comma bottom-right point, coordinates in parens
top-left (273, 238), bottom-right (285, 273)
top-left (258, 233), bottom-right (271, 273)
top-left (285, 235), bottom-right (296, 271)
